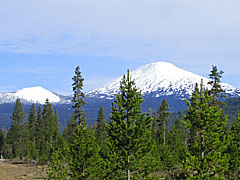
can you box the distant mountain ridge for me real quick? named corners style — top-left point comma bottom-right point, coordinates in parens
top-left (0, 62), bottom-right (239, 130)
top-left (86, 62), bottom-right (240, 99)
top-left (0, 62), bottom-right (239, 105)
top-left (0, 86), bottom-right (71, 104)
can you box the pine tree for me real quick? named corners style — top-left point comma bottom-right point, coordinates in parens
top-left (47, 136), bottom-right (68, 180)
top-left (208, 65), bottom-right (225, 106)
top-left (63, 112), bottom-right (77, 144)
top-left (156, 98), bottom-right (170, 144)
top-left (47, 148), bottom-right (68, 180)
top-left (72, 66), bottom-right (86, 126)
top-left (105, 70), bottom-right (153, 179)
top-left (168, 118), bottom-right (187, 163)
top-left (69, 66), bottom-right (102, 179)
top-left (180, 82), bottom-right (230, 179)
top-left (69, 125), bottom-right (101, 179)
top-left (36, 106), bottom-right (44, 153)
top-left (0, 129), bottom-right (6, 158)
top-left (228, 113), bottom-right (240, 178)
top-left (28, 103), bottom-right (38, 159)
top-left (151, 112), bottom-right (158, 142)
top-left (42, 99), bottom-right (59, 149)
top-left (28, 104), bottom-right (37, 142)
top-left (96, 106), bottom-right (106, 146)
top-left (187, 83), bottom-right (201, 154)
top-left (7, 99), bottom-right (26, 159)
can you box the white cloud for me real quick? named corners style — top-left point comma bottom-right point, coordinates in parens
top-left (0, 0), bottom-right (240, 87)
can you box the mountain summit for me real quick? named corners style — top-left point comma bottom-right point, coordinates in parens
top-left (87, 62), bottom-right (240, 99)
top-left (0, 86), bottom-right (61, 104)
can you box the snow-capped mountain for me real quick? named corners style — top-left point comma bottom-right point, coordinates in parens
top-left (0, 86), bottom-right (65, 104)
top-left (0, 62), bottom-right (239, 105)
top-left (86, 62), bottom-right (240, 99)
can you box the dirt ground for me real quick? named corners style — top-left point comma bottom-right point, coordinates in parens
top-left (0, 160), bottom-right (47, 180)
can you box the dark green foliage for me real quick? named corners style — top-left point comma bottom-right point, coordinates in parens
top-left (0, 129), bottom-right (6, 158)
top-left (69, 124), bottom-right (101, 179)
top-left (187, 83), bottom-right (201, 154)
top-left (63, 112), bottom-right (77, 144)
top-left (47, 148), bottom-right (68, 180)
top-left (47, 136), bottom-right (68, 180)
top-left (36, 106), bottom-right (44, 153)
top-left (168, 118), bottom-right (187, 162)
top-left (228, 114), bottom-right (240, 178)
top-left (28, 104), bottom-right (37, 142)
top-left (208, 65), bottom-right (225, 106)
top-left (105, 70), bottom-right (153, 179)
top-left (28, 104), bottom-right (38, 159)
top-left (43, 99), bottom-right (59, 148)
top-left (223, 97), bottom-right (240, 124)
top-left (7, 99), bottom-right (26, 159)
top-left (69, 66), bottom-right (103, 179)
top-left (72, 66), bottom-right (86, 126)
top-left (151, 112), bottom-right (158, 142)
top-left (38, 100), bottom-right (60, 163)
top-left (155, 98), bottom-right (170, 144)
top-left (180, 82), bottom-right (230, 179)
top-left (96, 106), bottom-right (106, 146)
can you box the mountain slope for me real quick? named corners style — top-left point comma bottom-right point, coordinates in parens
top-left (0, 86), bottom-right (62, 104)
top-left (86, 62), bottom-right (240, 99)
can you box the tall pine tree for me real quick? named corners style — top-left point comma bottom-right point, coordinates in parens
top-left (96, 106), bottom-right (106, 147)
top-left (228, 114), bottom-right (240, 178)
top-left (208, 65), bottom-right (225, 106)
top-left (28, 103), bottom-right (38, 159)
top-left (72, 66), bottom-right (86, 126)
top-left (69, 66), bottom-right (101, 179)
top-left (180, 82), bottom-right (230, 179)
top-left (105, 70), bottom-right (153, 179)
top-left (7, 99), bottom-right (26, 159)
top-left (63, 112), bottom-right (77, 144)
top-left (0, 129), bottom-right (6, 158)
top-left (156, 98), bottom-right (170, 144)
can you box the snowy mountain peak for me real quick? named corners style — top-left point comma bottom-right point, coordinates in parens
top-left (87, 61), bottom-right (240, 99)
top-left (0, 86), bottom-right (61, 104)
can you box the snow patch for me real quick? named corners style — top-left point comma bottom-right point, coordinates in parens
top-left (0, 86), bottom-right (60, 104)
top-left (86, 62), bottom-right (239, 98)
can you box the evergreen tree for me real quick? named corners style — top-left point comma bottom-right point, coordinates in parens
top-left (180, 82), bottom-right (230, 179)
top-left (28, 104), bottom-right (38, 159)
top-left (187, 83), bottom-right (201, 154)
top-left (69, 125), bottom-right (101, 179)
top-left (36, 106), bottom-right (44, 152)
top-left (208, 65), bottom-right (225, 106)
top-left (42, 99), bottom-right (59, 149)
top-left (151, 112), bottom-right (158, 142)
top-left (47, 148), bottom-right (68, 180)
top-left (7, 99), bottom-right (26, 159)
top-left (72, 66), bottom-right (86, 126)
top-left (63, 112), bottom-right (77, 144)
top-left (228, 113), bottom-right (240, 178)
top-left (156, 98), bottom-right (170, 144)
top-left (96, 106), bottom-right (106, 146)
top-left (47, 136), bottom-right (68, 180)
top-left (105, 70), bottom-right (153, 179)
top-left (69, 66), bottom-right (102, 179)
top-left (168, 118), bottom-right (187, 163)
top-left (28, 104), bottom-right (37, 142)
top-left (0, 129), bottom-right (6, 158)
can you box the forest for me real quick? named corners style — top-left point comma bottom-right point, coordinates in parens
top-left (0, 66), bottom-right (239, 180)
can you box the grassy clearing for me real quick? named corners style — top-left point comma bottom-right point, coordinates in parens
top-left (0, 160), bottom-right (47, 180)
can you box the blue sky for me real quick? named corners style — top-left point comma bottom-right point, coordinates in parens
top-left (0, 0), bottom-right (240, 95)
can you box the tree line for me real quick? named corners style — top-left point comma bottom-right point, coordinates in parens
top-left (0, 65), bottom-right (239, 179)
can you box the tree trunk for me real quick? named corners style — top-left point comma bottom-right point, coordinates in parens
top-left (127, 155), bottom-right (131, 180)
